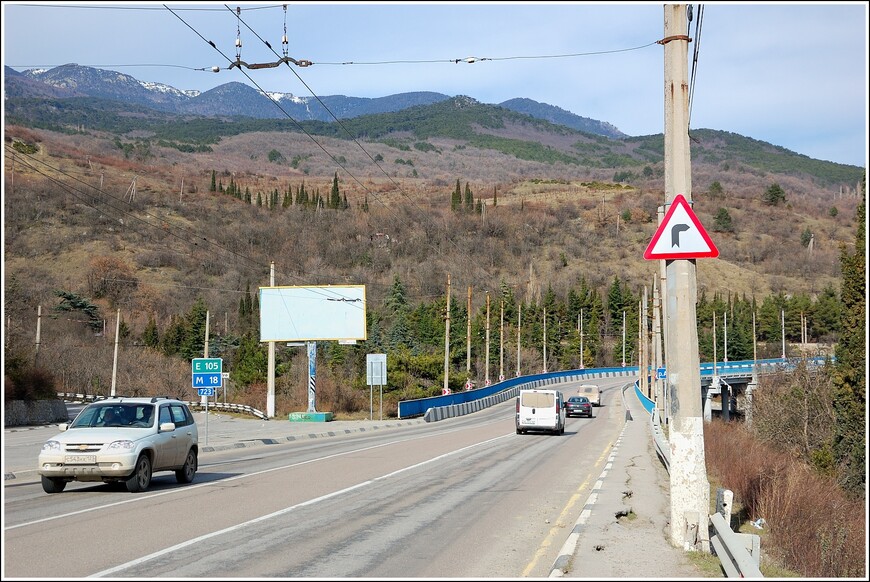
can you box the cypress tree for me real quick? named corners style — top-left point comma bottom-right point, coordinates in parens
top-left (451, 179), bottom-right (461, 211)
top-left (330, 171), bottom-right (341, 209)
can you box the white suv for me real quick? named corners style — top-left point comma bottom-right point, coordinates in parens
top-left (38, 396), bottom-right (199, 493)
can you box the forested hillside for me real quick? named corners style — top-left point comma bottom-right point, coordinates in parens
top-left (3, 91), bottom-right (864, 449)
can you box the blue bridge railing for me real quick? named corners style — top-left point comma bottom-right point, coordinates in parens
top-left (398, 356), bottom-right (830, 420)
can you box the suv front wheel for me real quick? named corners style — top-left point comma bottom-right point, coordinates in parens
top-left (41, 475), bottom-right (67, 494)
top-left (126, 454), bottom-right (152, 493)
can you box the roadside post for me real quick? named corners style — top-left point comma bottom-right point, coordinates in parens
top-left (193, 357), bottom-right (222, 446)
top-left (367, 353), bottom-right (387, 421)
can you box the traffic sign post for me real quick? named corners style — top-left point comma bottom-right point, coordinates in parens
top-left (192, 358), bottom-right (222, 447)
top-left (366, 353), bottom-right (387, 421)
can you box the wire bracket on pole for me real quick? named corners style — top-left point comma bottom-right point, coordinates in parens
top-left (657, 35), bottom-right (692, 45)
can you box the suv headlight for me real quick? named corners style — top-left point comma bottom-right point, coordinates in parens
top-left (41, 440), bottom-right (62, 452)
top-left (107, 440), bottom-right (135, 451)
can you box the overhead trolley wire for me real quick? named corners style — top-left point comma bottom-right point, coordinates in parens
top-left (164, 3), bottom-right (495, 297)
top-left (220, 3), bottom-right (500, 292)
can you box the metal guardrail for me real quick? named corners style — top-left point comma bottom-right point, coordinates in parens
top-left (710, 512), bottom-right (763, 578)
top-left (56, 393), bottom-right (268, 421)
top-left (419, 370), bottom-right (635, 422)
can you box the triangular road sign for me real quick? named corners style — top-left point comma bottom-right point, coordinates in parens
top-left (644, 194), bottom-right (719, 260)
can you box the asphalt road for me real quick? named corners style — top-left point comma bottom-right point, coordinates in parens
top-left (3, 381), bottom-right (715, 578)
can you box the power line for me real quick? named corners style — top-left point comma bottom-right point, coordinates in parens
top-left (165, 3), bottom-right (498, 294)
top-left (221, 3), bottom-right (503, 291)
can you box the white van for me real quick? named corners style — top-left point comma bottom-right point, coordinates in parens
top-left (516, 389), bottom-right (566, 435)
top-left (578, 384), bottom-right (601, 406)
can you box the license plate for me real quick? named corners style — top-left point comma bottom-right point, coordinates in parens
top-left (65, 455), bottom-right (96, 464)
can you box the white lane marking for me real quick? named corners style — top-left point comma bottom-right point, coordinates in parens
top-left (90, 434), bottom-right (512, 577)
top-left (7, 419), bottom-right (506, 531)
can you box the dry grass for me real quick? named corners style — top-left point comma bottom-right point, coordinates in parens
top-left (704, 420), bottom-right (866, 578)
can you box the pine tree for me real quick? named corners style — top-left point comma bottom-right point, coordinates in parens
top-left (831, 174), bottom-right (865, 496)
top-left (713, 208), bottom-right (734, 232)
top-left (763, 182), bottom-right (787, 206)
top-left (161, 314), bottom-right (185, 357)
top-left (492, 185), bottom-right (498, 207)
top-left (181, 297), bottom-right (208, 360)
top-left (209, 170), bottom-right (217, 192)
top-left (142, 314), bottom-right (159, 348)
top-left (464, 182), bottom-right (473, 212)
top-left (232, 332), bottom-right (268, 385)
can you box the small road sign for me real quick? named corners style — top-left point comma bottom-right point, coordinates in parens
top-left (197, 387), bottom-right (215, 397)
top-left (192, 358), bottom-right (222, 374)
top-left (192, 358), bottom-right (223, 388)
top-left (366, 353), bottom-right (387, 386)
top-left (657, 367), bottom-right (667, 380)
top-left (193, 373), bottom-right (222, 388)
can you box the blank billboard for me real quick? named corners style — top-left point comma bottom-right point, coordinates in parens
top-left (259, 285), bottom-right (367, 342)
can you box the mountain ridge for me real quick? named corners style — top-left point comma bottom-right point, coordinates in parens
top-left (8, 64), bottom-right (626, 138)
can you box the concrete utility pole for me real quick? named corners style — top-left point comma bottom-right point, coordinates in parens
top-left (516, 303), bottom-right (522, 377)
top-left (267, 262), bottom-right (276, 417)
top-left (658, 205), bottom-right (669, 385)
top-left (543, 308), bottom-right (548, 373)
top-left (467, 286), bottom-right (472, 380)
top-left (781, 308), bottom-right (786, 359)
top-left (663, 3), bottom-right (710, 552)
top-left (443, 273), bottom-right (451, 394)
top-left (622, 310), bottom-right (626, 367)
top-left (485, 292), bottom-right (491, 384)
top-left (111, 309), bottom-right (120, 397)
top-left (746, 312), bottom-right (757, 427)
top-left (638, 300), bottom-right (645, 394)
top-left (642, 287), bottom-right (649, 396)
top-left (201, 309), bottom-right (211, 407)
top-left (499, 299), bottom-right (505, 381)
top-left (579, 308), bottom-right (585, 369)
top-left (652, 278), bottom-right (664, 420)
top-left (34, 305), bottom-right (42, 361)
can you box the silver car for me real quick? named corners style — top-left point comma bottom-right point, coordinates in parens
top-left (38, 396), bottom-right (198, 493)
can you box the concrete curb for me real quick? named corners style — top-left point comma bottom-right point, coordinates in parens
top-left (548, 423), bottom-right (627, 577)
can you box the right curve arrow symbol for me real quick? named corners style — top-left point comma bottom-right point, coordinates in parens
top-left (671, 224), bottom-right (690, 247)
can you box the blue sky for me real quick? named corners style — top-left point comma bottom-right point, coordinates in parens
top-left (2, 1), bottom-right (867, 167)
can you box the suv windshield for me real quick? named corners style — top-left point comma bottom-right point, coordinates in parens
top-left (70, 403), bottom-right (155, 428)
